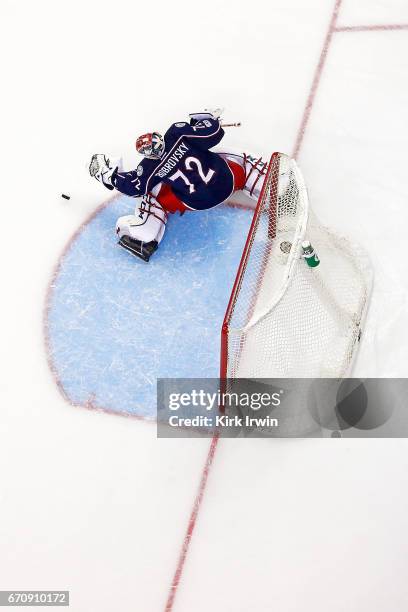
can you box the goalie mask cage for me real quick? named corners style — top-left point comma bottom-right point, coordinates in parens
top-left (220, 152), bottom-right (373, 380)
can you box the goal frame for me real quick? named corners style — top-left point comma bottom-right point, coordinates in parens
top-left (220, 152), bottom-right (280, 380)
top-left (220, 151), bottom-right (372, 380)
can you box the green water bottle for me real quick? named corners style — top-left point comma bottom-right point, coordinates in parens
top-left (302, 240), bottom-right (320, 267)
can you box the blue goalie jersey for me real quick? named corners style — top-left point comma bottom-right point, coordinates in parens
top-left (112, 118), bottom-right (235, 210)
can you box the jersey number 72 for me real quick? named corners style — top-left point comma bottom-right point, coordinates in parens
top-left (168, 156), bottom-right (215, 194)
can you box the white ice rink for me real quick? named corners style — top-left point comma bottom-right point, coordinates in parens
top-left (1, 1), bottom-right (408, 610)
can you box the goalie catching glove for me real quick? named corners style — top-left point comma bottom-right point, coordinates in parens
top-left (89, 154), bottom-right (122, 190)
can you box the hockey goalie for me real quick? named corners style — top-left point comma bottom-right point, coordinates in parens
top-left (89, 109), bottom-right (268, 262)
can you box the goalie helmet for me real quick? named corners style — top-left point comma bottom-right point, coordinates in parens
top-left (135, 132), bottom-right (165, 159)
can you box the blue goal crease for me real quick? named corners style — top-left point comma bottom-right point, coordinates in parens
top-left (46, 196), bottom-right (252, 418)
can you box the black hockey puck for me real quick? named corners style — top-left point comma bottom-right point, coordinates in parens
top-left (61, 193), bottom-right (70, 200)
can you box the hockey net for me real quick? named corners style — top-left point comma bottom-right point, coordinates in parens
top-left (221, 152), bottom-right (373, 379)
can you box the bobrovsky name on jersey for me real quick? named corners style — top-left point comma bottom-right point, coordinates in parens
top-left (155, 143), bottom-right (189, 179)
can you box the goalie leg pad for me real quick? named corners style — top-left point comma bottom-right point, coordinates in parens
top-left (242, 154), bottom-right (269, 199)
top-left (116, 196), bottom-right (167, 262)
top-left (118, 236), bottom-right (158, 262)
top-left (217, 152), bottom-right (268, 200)
top-left (116, 195), bottom-right (166, 244)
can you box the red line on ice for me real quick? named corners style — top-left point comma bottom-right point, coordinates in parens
top-left (292, 0), bottom-right (343, 159)
top-left (335, 23), bottom-right (408, 32)
top-left (164, 433), bottom-right (220, 612)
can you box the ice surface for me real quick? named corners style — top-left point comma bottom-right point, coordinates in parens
top-left (47, 197), bottom-right (252, 416)
top-left (2, 1), bottom-right (408, 611)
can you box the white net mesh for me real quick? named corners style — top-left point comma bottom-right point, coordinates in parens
top-left (221, 153), bottom-right (373, 379)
